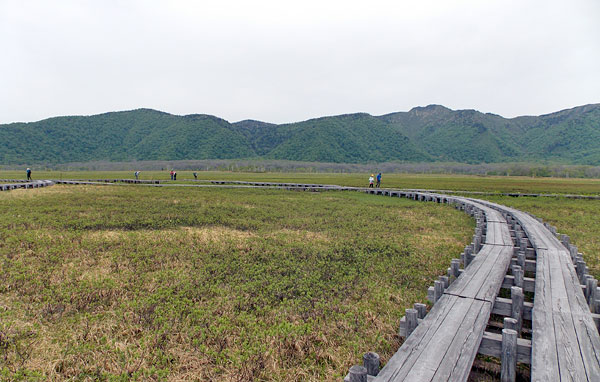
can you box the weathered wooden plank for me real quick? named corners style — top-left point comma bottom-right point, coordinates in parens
top-left (493, 297), bottom-right (534, 320)
top-left (476, 246), bottom-right (515, 301)
top-left (545, 247), bottom-right (589, 381)
top-left (443, 246), bottom-right (490, 298)
top-left (379, 296), bottom-right (476, 381)
top-left (486, 222), bottom-right (514, 246)
top-left (478, 331), bottom-right (532, 364)
top-left (435, 300), bottom-right (491, 381)
top-left (444, 245), bottom-right (513, 302)
top-left (374, 295), bottom-right (461, 381)
top-left (531, 249), bottom-right (561, 380)
top-left (502, 275), bottom-right (535, 292)
top-left (555, 246), bottom-right (600, 380)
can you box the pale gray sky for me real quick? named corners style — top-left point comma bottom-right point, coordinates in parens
top-left (1, 0), bottom-right (599, 124)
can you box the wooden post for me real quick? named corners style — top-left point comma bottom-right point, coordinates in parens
top-left (349, 365), bottom-right (367, 382)
top-left (414, 303), bottom-right (427, 319)
top-left (517, 252), bottom-right (525, 269)
top-left (427, 287), bottom-right (435, 304)
top-left (439, 275), bottom-right (449, 289)
top-left (464, 246), bottom-right (473, 267)
top-left (512, 265), bottom-right (523, 289)
top-left (511, 286), bottom-right (524, 334)
top-left (504, 317), bottom-right (518, 332)
top-left (577, 259), bottom-right (586, 284)
top-left (468, 251), bottom-right (476, 266)
top-left (473, 236), bottom-right (481, 253)
top-left (406, 309), bottom-right (418, 337)
top-left (561, 234), bottom-right (570, 247)
top-left (590, 280), bottom-right (599, 313)
top-left (569, 244), bottom-right (578, 261)
top-left (514, 224), bottom-right (522, 237)
top-left (451, 259), bottom-right (461, 278)
top-left (434, 281), bottom-right (443, 303)
top-left (501, 329), bottom-right (518, 382)
top-left (585, 275), bottom-right (594, 303)
top-left (519, 238), bottom-right (528, 252)
top-left (363, 352), bottom-right (380, 376)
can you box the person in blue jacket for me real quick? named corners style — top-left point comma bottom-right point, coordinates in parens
top-left (26, 168), bottom-right (32, 181)
top-left (376, 173), bottom-right (382, 188)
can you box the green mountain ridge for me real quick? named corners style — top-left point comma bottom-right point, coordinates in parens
top-left (1, 104), bottom-right (599, 165)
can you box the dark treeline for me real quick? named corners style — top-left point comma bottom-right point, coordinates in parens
top-left (4, 159), bottom-right (600, 178)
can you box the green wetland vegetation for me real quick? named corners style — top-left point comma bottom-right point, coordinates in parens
top-left (4, 170), bottom-right (600, 194)
top-left (1, 171), bottom-right (599, 380)
top-left (0, 183), bottom-right (473, 380)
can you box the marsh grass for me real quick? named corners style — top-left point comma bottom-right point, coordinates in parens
top-left (3, 170), bottom-right (600, 195)
top-left (0, 185), bottom-right (473, 381)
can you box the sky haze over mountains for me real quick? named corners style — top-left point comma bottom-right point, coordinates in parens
top-left (1, 0), bottom-right (599, 125)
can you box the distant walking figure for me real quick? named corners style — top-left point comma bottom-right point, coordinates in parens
top-left (193, 172), bottom-right (198, 180)
top-left (376, 173), bottom-right (381, 188)
top-left (173, 171), bottom-right (177, 181)
top-left (26, 168), bottom-right (32, 181)
top-left (134, 171), bottom-right (140, 180)
top-left (170, 170), bottom-right (174, 180)
top-left (369, 174), bottom-right (374, 188)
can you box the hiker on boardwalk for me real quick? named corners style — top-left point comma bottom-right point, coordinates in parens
top-left (193, 172), bottom-right (198, 180)
top-left (170, 170), bottom-right (174, 180)
top-left (369, 174), bottom-right (374, 188)
top-left (376, 173), bottom-right (382, 188)
top-left (26, 168), bottom-right (32, 181)
top-left (173, 171), bottom-right (177, 181)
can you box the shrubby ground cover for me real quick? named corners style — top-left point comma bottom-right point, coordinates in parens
top-left (0, 184), bottom-right (472, 380)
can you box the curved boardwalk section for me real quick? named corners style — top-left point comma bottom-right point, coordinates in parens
top-left (0, 179), bottom-right (54, 191)
top-left (479, 199), bottom-right (600, 381)
top-left (349, 190), bottom-right (600, 381)
top-left (370, 194), bottom-right (515, 382)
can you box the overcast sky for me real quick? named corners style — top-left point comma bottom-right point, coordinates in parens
top-left (1, 0), bottom-right (599, 124)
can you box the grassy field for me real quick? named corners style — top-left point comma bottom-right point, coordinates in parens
top-left (3, 170), bottom-right (600, 195)
top-left (0, 184), bottom-right (473, 381)
top-left (2, 171), bottom-right (600, 381)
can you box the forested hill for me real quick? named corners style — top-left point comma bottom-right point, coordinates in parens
top-left (1, 104), bottom-right (599, 165)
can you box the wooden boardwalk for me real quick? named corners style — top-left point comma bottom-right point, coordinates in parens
top-left (0, 180), bottom-right (54, 191)
top-left (372, 195), bottom-right (516, 382)
top-left (477, 200), bottom-right (600, 381)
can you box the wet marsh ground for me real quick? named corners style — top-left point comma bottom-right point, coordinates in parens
top-left (0, 184), bottom-right (472, 381)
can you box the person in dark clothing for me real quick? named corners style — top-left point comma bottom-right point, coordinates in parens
top-left (376, 173), bottom-right (381, 188)
top-left (26, 168), bottom-right (32, 181)
top-left (173, 171), bottom-right (177, 181)
top-left (193, 172), bottom-right (198, 180)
